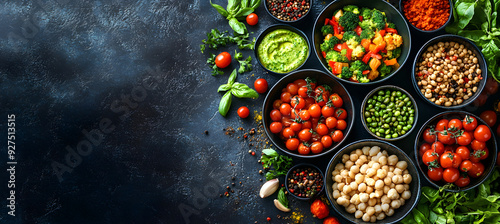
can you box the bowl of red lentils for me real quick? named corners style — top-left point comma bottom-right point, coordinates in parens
top-left (399, 0), bottom-right (453, 33)
top-left (264, 0), bottom-right (312, 23)
top-left (412, 34), bottom-right (488, 109)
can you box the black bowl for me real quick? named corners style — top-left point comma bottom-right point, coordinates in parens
top-left (312, 0), bottom-right (411, 85)
top-left (361, 85), bottom-right (418, 141)
top-left (414, 111), bottom-right (497, 192)
top-left (399, 0), bottom-right (453, 33)
top-left (263, 0), bottom-right (312, 23)
top-left (285, 163), bottom-right (324, 201)
top-left (262, 69), bottom-right (354, 158)
top-left (254, 24), bottom-right (311, 75)
top-left (325, 139), bottom-right (421, 224)
top-left (411, 35), bottom-right (488, 109)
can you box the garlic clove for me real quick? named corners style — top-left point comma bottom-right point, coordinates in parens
top-left (259, 178), bottom-right (279, 198)
top-left (274, 199), bottom-right (291, 212)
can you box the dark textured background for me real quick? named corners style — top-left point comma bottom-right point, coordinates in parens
top-left (0, 0), bottom-right (498, 223)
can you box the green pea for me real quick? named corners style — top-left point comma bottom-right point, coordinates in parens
top-left (403, 126), bottom-right (409, 131)
top-left (401, 130), bottom-right (406, 135)
top-left (403, 97), bottom-right (409, 102)
top-left (406, 101), bottom-right (412, 106)
top-left (390, 96), bottom-right (395, 102)
top-left (370, 128), bottom-right (376, 132)
top-left (397, 125), bottom-right (402, 130)
top-left (369, 108), bottom-right (375, 112)
top-left (384, 124), bottom-right (390, 129)
top-left (385, 134), bottom-right (391, 139)
top-left (385, 90), bottom-right (390, 95)
top-left (388, 102), bottom-right (394, 108)
top-left (392, 133), bottom-right (399, 138)
top-left (370, 122), bottom-right (377, 127)
top-left (396, 91), bottom-right (402, 97)
top-left (385, 118), bottom-right (391, 123)
top-left (408, 117), bottom-right (414, 124)
top-left (374, 111), bottom-right (380, 117)
top-left (376, 132), bottom-right (381, 137)
top-left (391, 91), bottom-right (397, 97)
top-left (406, 124), bottom-right (413, 130)
top-left (392, 117), bottom-right (397, 122)
top-left (409, 109), bottom-right (415, 114)
top-left (385, 129), bottom-right (391, 135)
top-left (383, 97), bottom-right (390, 104)
top-left (397, 102), bottom-right (404, 107)
top-left (378, 90), bottom-right (384, 96)
top-left (394, 111), bottom-right (401, 117)
top-left (365, 111), bottom-right (371, 117)
top-left (383, 113), bottom-right (388, 119)
top-left (377, 95), bottom-right (383, 102)
top-left (367, 99), bottom-right (373, 104)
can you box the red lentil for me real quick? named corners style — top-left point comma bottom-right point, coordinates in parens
top-left (402, 0), bottom-right (450, 31)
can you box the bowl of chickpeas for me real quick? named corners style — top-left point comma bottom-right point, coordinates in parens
top-left (325, 139), bottom-right (421, 223)
top-left (412, 34), bottom-right (488, 109)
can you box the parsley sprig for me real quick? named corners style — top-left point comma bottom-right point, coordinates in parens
top-left (261, 149), bottom-right (293, 181)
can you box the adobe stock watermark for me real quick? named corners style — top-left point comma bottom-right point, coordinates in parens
top-left (51, 66), bottom-right (165, 182)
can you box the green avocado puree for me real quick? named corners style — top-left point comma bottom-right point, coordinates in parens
top-left (257, 29), bottom-right (308, 73)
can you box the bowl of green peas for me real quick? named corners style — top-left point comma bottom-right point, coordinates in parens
top-left (361, 85), bottom-right (418, 141)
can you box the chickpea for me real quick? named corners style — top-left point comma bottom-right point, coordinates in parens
top-left (387, 155), bottom-right (398, 165)
top-left (360, 164), bottom-right (369, 174)
top-left (387, 189), bottom-right (399, 200)
top-left (396, 161), bottom-right (408, 170)
top-left (333, 182), bottom-right (338, 190)
top-left (392, 175), bottom-right (403, 184)
top-left (402, 190), bottom-right (411, 200)
top-left (381, 203), bottom-right (390, 212)
top-left (386, 208), bottom-right (395, 217)
top-left (368, 198), bottom-right (377, 206)
top-left (366, 206), bottom-right (375, 216)
top-left (395, 184), bottom-right (405, 194)
top-left (343, 185), bottom-right (352, 194)
top-left (351, 194), bottom-right (360, 204)
top-left (341, 170), bottom-right (349, 178)
top-left (355, 149), bottom-right (363, 156)
top-left (404, 184), bottom-right (410, 190)
top-left (355, 174), bottom-right (364, 184)
top-left (375, 180), bottom-right (384, 189)
top-left (338, 183), bottom-right (345, 192)
top-left (348, 171), bottom-right (355, 179)
top-left (377, 169), bottom-right (387, 179)
top-left (335, 163), bottom-right (344, 171)
top-left (350, 153), bottom-right (359, 161)
top-left (372, 162), bottom-right (381, 170)
top-left (335, 174), bottom-right (343, 183)
top-left (377, 212), bottom-right (386, 221)
top-left (366, 186), bottom-right (374, 194)
top-left (358, 202), bottom-right (367, 211)
top-left (345, 161), bottom-right (354, 170)
top-left (359, 193), bottom-right (369, 203)
top-left (333, 190), bottom-right (341, 199)
top-left (355, 210), bottom-right (363, 219)
top-left (381, 195), bottom-right (391, 204)
top-left (383, 186), bottom-right (390, 194)
top-left (337, 197), bottom-right (349, 207)
top-left (347, 204), bottom-right (357, 213)
top-left (362, 146), bottom-right (370, 155)
top-left (362, 213), bottom-right (371, 222)
top-left (378, 156), bottom-right (387, 165)
top-left (369, 146), bottom-right (381, 156)
top-left (366, 178), bottom-right (375, 186)
top-left (358, 183), bottom-right (367, 192)
top-left (384, 176), bottom-right (392, 186)
top-left (391, 200), bottom-right (401, 209)
top-left (371, 216), bottom-right (377, 223)
top-left (342, 154), bottom-right (350, 163)
top-left (403, 174), bottom-right (412, 184)
top-left (350, 181), bottom-right (358, 190)
top-left (366, 168), bottom-right (376, 177)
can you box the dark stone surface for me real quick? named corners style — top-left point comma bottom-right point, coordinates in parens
top-left (0, 0), bottom-right (498, 223)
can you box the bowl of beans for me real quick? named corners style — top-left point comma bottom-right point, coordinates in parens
top-left (414, 111), bottom-right (497, 192)
top-left (262, 69), bottom-right (354, 158)
top-left (264, 0), bottom-right (312, 23)
top-left (412, 35), bottom-right (488, 109)
top-left (285, 163), bottom-right (324, 200)
top-left (361, 85), bottom-right (418, 141)
top-left (325, 139), bottom-right (421, 223)
top-left (400, 0), bottom-right (452, 33)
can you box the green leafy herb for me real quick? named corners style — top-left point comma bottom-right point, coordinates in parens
top-left (207, 54), bottom-right (224, 76)
top-left (261, 148), bottom-right (293, 180)
top-left (201, 29), bottom-right (255, 53)
top-left (210, 0), bottom-right (261, 34)
top-left (277, 188), bottom-right (289, 208)
top-left (401, 168), bottom-right (500, 224)
top-left (234, 50), bottom-right (252, 73)
top-left (217, 69), bottom-right (258, 116)
top-left (446, 0), bottom-right (500, 83)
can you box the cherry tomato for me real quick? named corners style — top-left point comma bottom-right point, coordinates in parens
top-left (428, 167), bottom-right (444, 182)
top-left (246, 13), bottom-right (258, 25)
top-left (419, 143), bottom-right (432, 157)
top-left (485, 76), bottom-right (499, 95)
top-left (472, 92), bottom-right (487, 107)
top-left (215, 52), bottom-right (231, 68)
top-left (455, 176), bottom-right (470, 188)
top-left (286, 138), bottom-right (299, 151)
top-left (323, 217), bottom-right (340, 224)
top-left (436, 119), bottom-right (449, 131)
top-left (463, 115), bottom-right (478, 131)
top-left (423, 150), bottom-right (439, 166)
top-left (273, 99), bottom-right (282, 109)
top-left (290, 96), bottom-right (305, 109)
top-left (316, 124), bottom-right (329, 136)
top-left (479, 110), bottom-right (497, 127)
top-left (281, 92), bottom-right (291, 103)
top-left (310, 141), bottom-right (324, 154)
top-left (460, 160), bottom-right (473, 172)
top-left (279, 103), bottom-right (291, 116)
top-left (329, 93), bottom-right (343, 108)
top-left (281, 116), bottom-right (293, 127)
top-left (469, 152), bottom-right (481, 163)
top-left (431, 141), bottom-right (445, 155)
top-left (270, 122), bottom-right (282, 134)
top-left (286, 84), bottom-right (299, 96)
top-left (321, 105), bottom-right (335, 117)
top-left (254, 78), bottom-right (268, 94)
top-left (237, 106), bottom-right (250, 118)
top-left (294, 79), bottom-right (307, 87)
top-left (302, 121), bottom-right (312, 129)
top-left (468, 162), bottom-right (485, 178)
top-left (443, 168), bottom-right (460, 183)
top-left (455, 146), bottom-right (471, 160)
top-left (331, 130), bottom-right (344, 142)
top-left (321, 135), bottom-right (333, 148)
top-left (299, 110), bottom-right (311, 121)
top-left (440, 152), bottom-right (456, 169)
top-left (474, 125), bottom-right (492, 142)
top-left (475, 147), bottom-right (489, 160)
top-left (437, 132), bottom-right (454, 145)
top-left (282, 127), bottom-right (295, 139)
top-left (308, 104), bottom-right (322, 118)
top-left (298, 143), bottom-right (311, 155)
top-left (325, 117), bottom-right (337, 129)
top-left (336, 120), bottom-right (347, 130)
top-left (334, 108), bottom-right (347, 120)
top-left (470, 139), bottom-right (486, 151)
top-left (290, 122), bottom-right (302, 132)
top-left (298, 129), bottom-right (312, 141)
top-left (298, 86), bottom-right (309, 98)
top-left (270, 109), bottom-right (282, 121)
top-left (456, 131), bottom-right (473, 146)
top-left (448, 119), bottom-right (463, 130)
top-left (423, 128), bottom-right (437, 143)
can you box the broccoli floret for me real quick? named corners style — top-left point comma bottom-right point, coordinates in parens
top-left (352, 45), bottom-right (366, 59)
top-left (326, 51), bottom-right (349, 63)
top-left (379, 63), bottom-right (393, 77)
top-left (340, 66), bottom-right (353, 79)
top-left (343, 31), bottom-right (361, 47)
top-left (321, 25), bottom-right (334, 36)
top-left (320, 36), bottom-right (340, 52)
top-left (350, 60), bottom-right (369, 75)
top-left (339, 11), bottom-right (360, 31)
top-left (358, 20), bottom-right (372, 31)
top-left (388, 47), bottom-right (402, 59)
top-left (343, 5), bottom-right (360, 14)
top-left (371, 10), bottom-right (387, 30)
top-left (360, 8), bottom-right (372, 20)
top-left (360, 29), bottom-right (375, 39)
top-left (387, 23), bottom-right (396, 29)
top-left (357, 74), bottom-right (370, 83)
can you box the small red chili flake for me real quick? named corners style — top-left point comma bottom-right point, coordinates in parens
top-left (427, 62), bottom-right (433, 67)
top-left (464, 77), bottom-right (469, 83)
top-left (418, 72), bottom-right (423, 76)
top-left (251, 151), bottom-right (255, 156)
top-left (267, 217), bottom-right (271, 222)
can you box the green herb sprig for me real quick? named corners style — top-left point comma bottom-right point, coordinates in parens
top-left (217, 69), bottom-right (258, 116)
top-left (261, 149), bottom-right (293, 180)
top-left (234, 50), bottom-right (252, 73)
top-left (209, 0), bottom-right (261, 34)
top-left (207, 53), bottom-right (224, 76)
top-left (201, 29), bottom-right (255, 53)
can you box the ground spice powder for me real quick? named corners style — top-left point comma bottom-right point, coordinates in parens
top-left (402, 0), bottom-right (450, 31)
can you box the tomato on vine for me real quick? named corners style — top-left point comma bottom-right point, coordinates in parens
top-left (463, 115), bottom-right (478, 131)
top-left (443, 168), bottom-right (460, 183)
top-left (455, 176), bottom-right (470, 188)
top-left (428, 167), bottom-right (443, 182)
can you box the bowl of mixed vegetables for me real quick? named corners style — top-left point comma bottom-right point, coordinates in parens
top-left (312, 0), bottom-right (411, 84)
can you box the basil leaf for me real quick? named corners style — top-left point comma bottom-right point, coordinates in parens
top-left (218, 84), bottom-right (231, 92)
top-left (456, 2), bottom-right (476, 29)
top-left (241, 0), bottom-right (249, 8)
top-left (231, 82), bottom-right (258, 98)
top-left (250, 0), bottom-right (261, 9)
top-left (456, 29), bottom-right (487, 42)
top-left (227, 0), bottom-right (241, 14)
top-left (210, 0), bottom-right (229, 17)
top-left (422, 187), bottom-right (440, 203)
top-left (277, 188), bottom-right (289, 208)
top-left (229, 18), bottom-right (247, 34)
top-left (262, 149), bottom-right (278, 157)
top-left (413, 209), bottom-right (429, 224)
top-left (228, 69), bottom-right (237, 85)
top-left (219, 91), bottom-right (232, 116)
top-left (436, 215), bottom-right (447, 224)
top-left (235, 7), bottom-right (254, 18)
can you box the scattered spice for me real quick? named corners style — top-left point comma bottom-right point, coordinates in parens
top-left (204, 130), bottom-right (209, 135)
top-left (267, 217), bottom-right (271, 222)
top-left (266, 0), bottom-right (310, 21)
top-left (402, 0), bottom-right (450, 31)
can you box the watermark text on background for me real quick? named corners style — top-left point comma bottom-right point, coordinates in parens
top-left (6, 114), bottom-right (17, 216)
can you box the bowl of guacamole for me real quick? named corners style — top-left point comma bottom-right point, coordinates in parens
top-left (255, 24), bottom-right (310, 74)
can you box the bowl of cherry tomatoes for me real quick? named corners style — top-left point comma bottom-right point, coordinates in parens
top-left (415, 111), bottom-right (497, 192)
top-left (262, 69), bottom-right (354, 158)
